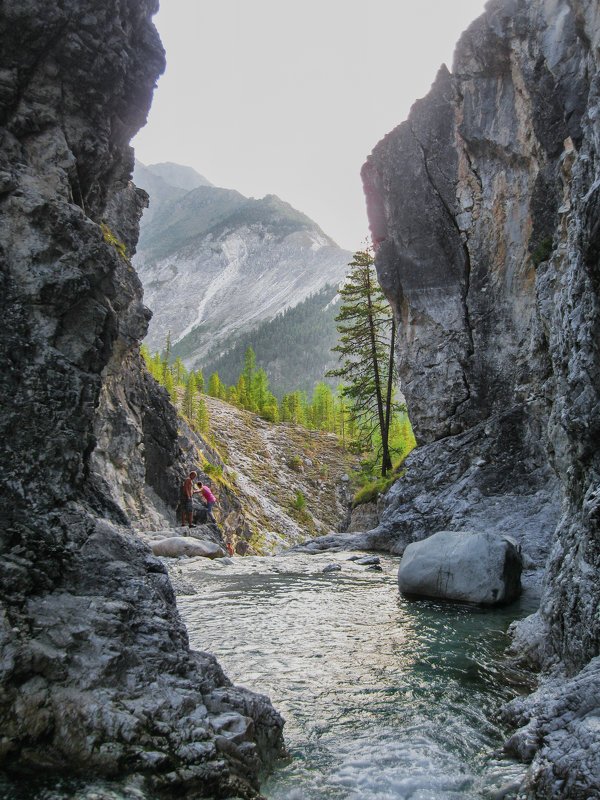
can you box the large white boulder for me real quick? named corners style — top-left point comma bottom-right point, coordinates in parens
top-left (150, 537), bottom-right (226, 559)
top-left (397, 530), bottom-right (522, 605)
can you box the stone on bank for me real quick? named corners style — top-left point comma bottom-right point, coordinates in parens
top-left (397, 530), bottom-right (522, 606)
top-left (150, 537), bottom-right (226, 559)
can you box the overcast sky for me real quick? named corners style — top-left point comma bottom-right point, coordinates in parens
top-left (133, 0), bottom-right (488, 251)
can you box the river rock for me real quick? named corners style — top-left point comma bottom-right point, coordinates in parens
top-left (397, 530), bottom-right (522, 606)
top-left (322, 563), bottom-right (342, 573)
top-left (356, 555), bottom-right (380, 566)
top-left (150, 537), bottom-right (226, 559)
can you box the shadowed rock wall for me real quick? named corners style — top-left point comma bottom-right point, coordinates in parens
top-left (0, 2), bottom-right (283, 796)
top-left (362, 0), bottom-right (599, 796)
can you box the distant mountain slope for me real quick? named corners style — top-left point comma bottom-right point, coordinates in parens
top-left (133, 161), bottom-right (213, 227)
top-left (133, 162), bottom-right (352, 363)
top-left (140, 161), bottom-right (213, 191)
top-left (192, 284), bottom-right (342, 398)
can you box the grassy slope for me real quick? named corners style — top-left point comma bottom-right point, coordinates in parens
top-left (204, 396), bottom-right (360, 554)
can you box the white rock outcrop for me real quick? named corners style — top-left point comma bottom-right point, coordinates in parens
top-left (397, 530), bottom-right (522, 606)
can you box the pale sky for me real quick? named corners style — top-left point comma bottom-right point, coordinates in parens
top-left (133, 0), bottom-right (488, 251)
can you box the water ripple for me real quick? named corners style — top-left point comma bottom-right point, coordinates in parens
top-left (177, 551), bottom-right (533, 799)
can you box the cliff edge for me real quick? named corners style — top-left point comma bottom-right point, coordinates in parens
top-left (0, 2), bottom-right (283, 797)
top-left (362, 0), bottom-right (599, 797)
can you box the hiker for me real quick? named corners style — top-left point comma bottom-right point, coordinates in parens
top-left (198, 481), bottom-right (217, 523)
top-left (182, 471), bottom-right (200, 527)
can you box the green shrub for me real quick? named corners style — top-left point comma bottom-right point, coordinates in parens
top-left (287, 455), bottom-right (302, 471)
top-left (291, 490), bottom-right (306, 511)
top-left (100, 223), bottom-right (127, 260)
top-left (352, 471), bottom-right (405, 508)
top-left (203, 461), bottom-right (223, 479)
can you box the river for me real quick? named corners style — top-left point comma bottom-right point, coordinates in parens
top-left (177, 550), bottom-right (533, 800)
top-left (0, 550), bottom-right (534, 800)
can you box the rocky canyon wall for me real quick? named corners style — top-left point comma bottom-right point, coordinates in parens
top-left (0, 2), bottom-right (282, 797)
top-left (362, 0), bottom-right (599, 796)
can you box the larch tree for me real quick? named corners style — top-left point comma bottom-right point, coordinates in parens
top-left (183, 372), bottom-right (196, 418)
top-left (327, 248), bottom-right (397, 476)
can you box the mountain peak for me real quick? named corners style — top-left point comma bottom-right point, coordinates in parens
top-left (133, 163), bottom-right (351, 363)
top-left (142, 161), bottom-right (213, 190)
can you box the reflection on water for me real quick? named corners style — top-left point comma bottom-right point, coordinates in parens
top-left (0, 551), bottom-right (534, 800)
top-left (177, 551), bottom-right (534, 800)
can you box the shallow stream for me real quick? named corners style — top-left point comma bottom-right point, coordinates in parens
top-left (178, 551), bottom-right (533, 800)
top-left (1, 551), bottom-right (535, 800)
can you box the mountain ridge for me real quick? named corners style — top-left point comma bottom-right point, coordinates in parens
top-left (133, 162), bottom-right (352, 366)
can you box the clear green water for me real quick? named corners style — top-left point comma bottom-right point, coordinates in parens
top-left (178, 552), bottom-right (533, 800)
top-left (0, 551), bottom-right (534, 800)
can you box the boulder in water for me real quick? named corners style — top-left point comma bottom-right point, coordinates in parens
top-left (397, 530), bottom-right (522, 606)
top-left (151, 537), bottom-right (226, 559)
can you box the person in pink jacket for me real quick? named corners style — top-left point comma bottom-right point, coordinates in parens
top-left (198, 481), bottom-right (217, 523)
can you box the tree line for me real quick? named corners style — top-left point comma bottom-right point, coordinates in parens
top-left (142, 248), bottom-right (416, 479)
top-left (193, 284), bottom-right (342, 398)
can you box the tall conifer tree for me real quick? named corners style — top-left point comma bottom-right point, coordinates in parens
top-left (328, 248), bottom-right (396, 475)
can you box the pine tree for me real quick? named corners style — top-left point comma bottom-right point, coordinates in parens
top-left (172, 357), bottom-right (187, 385)
top-left (149, 350), bottom-right (163, 382)
top-left (243, 347), bottom-right (256, 392)
top-left (236, 374), bottom-right (249, 408)
top-left (161, 331), bottom-right (172, 383)
top-left (327, 248), bottom-right (397, 475)
top-left (208, 372), bottom-right (222, 398)
top-left (163, 330), bottom-right (172, 362)
top-left (195, 368), bottom-right (205, 393)
top-left (183, 372), bottom-right (196, 418)
top-left (311, 382), bottom-right (334, 430)
top-left (164, 369), bottom-right (177, 405)
top-left (252, 366), bottom-right (269, 412)
top-left (193, 395), bottom-right (209, 433)
top-left (261, 393), bottom-right (279, 423)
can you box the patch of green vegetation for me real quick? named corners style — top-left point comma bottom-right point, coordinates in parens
top-left (353, 475), bottom-right (395, 507)
top-left (531, 235), bottom-right (554, 268)
top-left (352, 462), bottom-right (408, 508)
top-left (100, 223), bottom-right (127, 260)
top-left (287, 455), bottom-right (302, 471)
top-left (291, 490), bottom-right (306, 511)
top-left (203, 461), bottom-right (223, 479)
top-left (248, 521), bottom-right (270, 553)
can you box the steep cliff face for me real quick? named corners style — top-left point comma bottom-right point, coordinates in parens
top-left (0, 2), bottom-right (283, 796)
top-left (362, 0), bottom-right (599, 796)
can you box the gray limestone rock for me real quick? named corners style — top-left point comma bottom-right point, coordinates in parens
top-left (0, 1), bottom-right (283, 796)
top-left (150, 537), bottom-right (226, 559)
top-left (360, 0), bottom-right (600, 795)
top-left (346, 501), bottom-right (380, 532)
top-left (397, 530), bottom-right (522, 606)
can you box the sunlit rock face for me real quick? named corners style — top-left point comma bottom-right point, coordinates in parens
top-left (363, 0), bottom-right (599, 795)
top-left (0, 1), bottom-right (283, 795)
